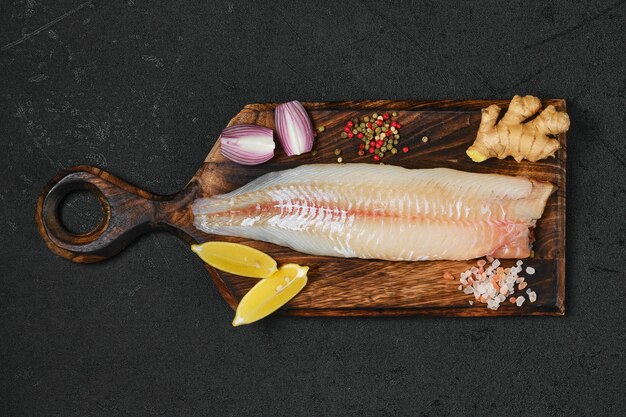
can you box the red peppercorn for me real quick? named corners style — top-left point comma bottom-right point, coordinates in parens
top-left (376, 119), bottom-right (383, 126)
top-left (374, 155), bottom-right (380, 161)
top-left (358, 150), bottom-right (365, 156)
top-left (396, 123), bottom-right (402, 129)
top-left (367, 122), bottom-right (372, 129)
top-left (385, 130), bottom-right (392, 137)
top-left (375, 142), bottom-right (382, 149)
top-left (343, 126), bottom-right (351, 133)
top-left (402, 146), bottom-right (409, 153)
top-left (390, 121), bottom-right (397, 127)
top-left (347, 131), bottom-right (354, 138)
top-left (369, 147), bottom-right (375, 154)
top-left (383, 113), bottom-right (389, 120)
top-left (347, 121), bottom-right (354, 128)
top-left (359, 143), bottom-right (365, 150)
top-left (357, 132), bottom-right (364, 139)
top-left (377, 139), bottom-right (383, 146)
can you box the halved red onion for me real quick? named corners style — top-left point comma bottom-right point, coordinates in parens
top-left (274, 100), bottom-right (314, 156)
top-left (220, 125), bottom-right (275, 165)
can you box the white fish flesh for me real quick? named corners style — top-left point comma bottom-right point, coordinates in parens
top-left (192, 164), bottom-right (554, 261)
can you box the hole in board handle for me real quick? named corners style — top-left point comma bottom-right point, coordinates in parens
top-left (58, 189), bottom-right (106, 235)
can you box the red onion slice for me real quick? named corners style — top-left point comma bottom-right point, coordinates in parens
top-left (274, 100), bottom-right (314, 156)
top-left (220, 124), bottom-right (275, 165)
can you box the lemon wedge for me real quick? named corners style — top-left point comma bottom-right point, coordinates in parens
top-left (232, 263), bottom-right (308, 326)
top-left (191, 241), bottom-right (277, 278)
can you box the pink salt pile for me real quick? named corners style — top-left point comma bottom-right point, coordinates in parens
top-left (446, 258), bottom-right (537, 310)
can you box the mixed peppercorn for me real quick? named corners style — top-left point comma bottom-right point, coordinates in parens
top-left (340, 112), bottom-right (407, 161)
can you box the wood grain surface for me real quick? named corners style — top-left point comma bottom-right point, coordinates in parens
top-left (36, 100), bottom-right (566, 316)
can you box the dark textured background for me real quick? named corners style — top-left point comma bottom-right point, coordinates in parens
top-left (1, 1), bottom-right (625, 416)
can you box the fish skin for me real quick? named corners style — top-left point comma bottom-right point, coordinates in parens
top-left (192, 164), bottom-right (554, 261)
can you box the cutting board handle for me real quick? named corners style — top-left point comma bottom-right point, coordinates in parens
top-left (36, 165), bottom-right (200, 263)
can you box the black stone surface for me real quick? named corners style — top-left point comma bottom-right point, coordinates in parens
top-left (1, 1), bottom-right (625, 416)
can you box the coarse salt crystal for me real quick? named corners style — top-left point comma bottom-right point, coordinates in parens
top-left (526, 266), bottom-right (535, 275)
top-left (453, 258), bottom-right (538, 311)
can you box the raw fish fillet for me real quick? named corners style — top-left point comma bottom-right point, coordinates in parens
top-left (192, 164), bottom-right (554, 261)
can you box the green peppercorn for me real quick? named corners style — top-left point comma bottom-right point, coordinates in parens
top-left (311, 149), bottom-right (318, 156)
top-left (393, 139), bottom-right (398, 144)
top-left (341, 132), bottom-right (347, 138)
top-left (391, 148), bottom-right (398, 154)
top-left (334, 149), bottom-right (341, 156)
top-left (392, 111), bottom-right (398, 117)
top-left (317, 126), bottom-right (325, 133)
top-left (363, 116), bottom-right (370, 122)
top-left (372, 113), bottom-right (378, 119)
top-left (359, 122), bottom-right (365, 128)
top-left (375, 127), bottom-right (381, 133)
top-left (394, 134), bottom-right (400, 140)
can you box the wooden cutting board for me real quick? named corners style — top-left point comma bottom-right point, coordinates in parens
top-left (36, 100), bottom-right (566, 316)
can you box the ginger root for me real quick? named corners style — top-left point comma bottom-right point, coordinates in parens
top-left (466, 95), bottom-right (570, 163)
